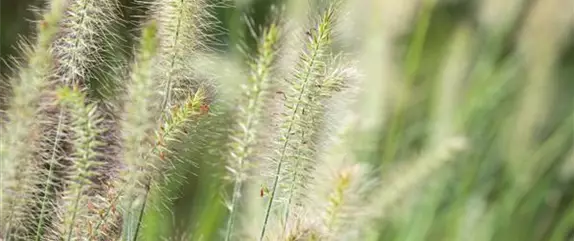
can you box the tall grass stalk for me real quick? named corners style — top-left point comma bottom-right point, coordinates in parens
top-left (0, 0), bottom-right (67, 238)
top-left (224, 23), bottom-right (279, 241)
top-left (259, 2), bottom-right (340, 239)
top-left (49, 86), bottom-right (105, 240)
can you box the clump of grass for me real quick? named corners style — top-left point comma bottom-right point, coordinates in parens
top-left (1, 0), bottom-right (573, 241)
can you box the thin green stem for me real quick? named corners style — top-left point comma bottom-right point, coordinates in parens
top-left (224, 180), bottom-right (243, 241)
top-left (224, 114), bottom-right (256, 241)
top-left (283, 163), bottom-right (299, 231)
top-left (259, 37), bottom-right (321, 241)
top-left (1, 0), bottom-right (66, 236)
top-left (282, 131), bottom-right (306, 232)
top-left (4, 207), bottom-right (16, 241)
top-left (34, 109), bottom-right (66, 241)
top-left (65, 186), bottom-right (84, 241)
top-left (225, 25), bottom-right (278, 240)
top-left (159, 0), bottom-right (184, 115)
top-left (132, 180), bottom-right (151, 241)
top-left (92, 189), bottom-right (122, 236)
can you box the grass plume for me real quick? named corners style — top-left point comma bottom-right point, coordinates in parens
top-left (224, 23), bottom-right (280, 241)
top-left (47, 86), bottom-right (106, 240)
top-left (259, 2), bottom-right (343, 240)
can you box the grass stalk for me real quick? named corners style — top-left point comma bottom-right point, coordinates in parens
top-left (224, 24), bottom-right (279, 241)
top-left (33, 109), bottom-right (66, 240)
top-left (0, 0), bottom-right (67, 237)
top-left (259, 4), bottom-right (338, 240)
top-left (52, 86), bottom-right (105, 240)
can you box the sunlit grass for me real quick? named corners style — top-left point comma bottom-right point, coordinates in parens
top-left (0, 0), bottom-right (573, 240)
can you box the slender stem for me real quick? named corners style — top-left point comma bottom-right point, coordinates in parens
top-left (41, 0), bottom-right (90, 233)
top-left (259, 37), bottom-right (322, 241)
top-left (34, 109), bottom-right (66, 240)
top-left (132, 180), bottom-right (151, 241)
top-left (4, 203), bottom-right (18, 241)
top-left (92, 188), bottom-right (122, 236)
top-left (159, 0), bottom-right (184, 114)
top-left (121, 5), bottom-right (183, 236)
top-left (282, 159), bottom-right (299, 231)
top-left (66, 186), bottom-right (85, 241)
top-left (225, 25), bottom-right (278, 240)
top-left (282, 130), bottom-right (306, 232)
top-left (224, 180), bottom-right (243, 241)
top-left (224, 112), bottom-right (257, 241)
